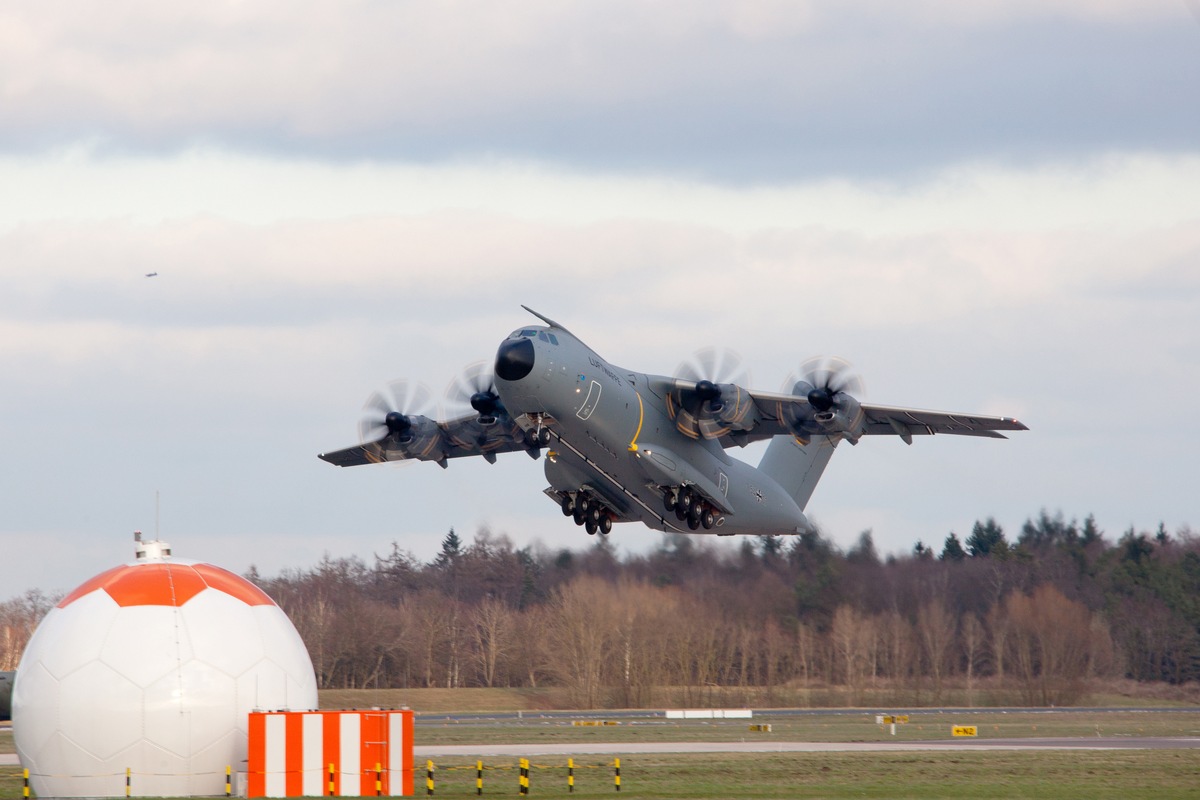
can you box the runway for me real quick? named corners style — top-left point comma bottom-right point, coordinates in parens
top-left (414, 737), bottom-right (1200, 757)
top-left (4, 737), bottom-right (1197, 769)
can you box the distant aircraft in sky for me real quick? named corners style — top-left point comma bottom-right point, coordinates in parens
top-left (320, 307), bottom-right (1027, 537)
top-left (145, 272), bottom-right (158, 278)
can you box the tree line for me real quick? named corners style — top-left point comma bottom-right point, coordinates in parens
top-left (2, 512), bottom-right (1198, 708)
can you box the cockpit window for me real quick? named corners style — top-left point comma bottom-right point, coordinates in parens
top-left (510, 328), bottom-right (558, 344)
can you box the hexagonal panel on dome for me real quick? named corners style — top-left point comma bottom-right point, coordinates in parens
top-left (181, 589), bottom-right (264, 677)
top-left (11, 661), bottom-right (63, 760)
top-left (98, 603), bottom-right (193, 688)
top-left (56, 660), bottom-right (144, 761)
top-left (143, 660), bottom-right (238, 759)
top-left (236, 659), bottom-right (294, 712)
top-left (132, 737), bottom-right (217, 798)
top-left (28, 591), bottom-right (120, 680)
top-left (31, 729), bottom-right (120, 800)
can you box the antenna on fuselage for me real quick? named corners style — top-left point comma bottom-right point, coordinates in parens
top-left (521, 305), bottom-right (574, 336)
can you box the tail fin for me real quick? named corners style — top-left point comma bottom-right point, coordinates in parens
top-left (758, 434), bottom-right (839, 511)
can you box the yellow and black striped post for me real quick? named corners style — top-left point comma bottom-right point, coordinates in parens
top-left (23, 768), bottom-right (29, 799)
top-left (567, 757), bottom-right (574, 793)
top-left (225, 765), bottom-right (232, 797)
top-left (126, 767), bottom-right (132, 798)
top-left (519, 757), bottom-right (529, 795)
top-left (426, 759), bottom-right (435, 796)
top-left (614, 757), bottom-right (621, 792)
top-left (375, 761), bottom-right (383, 796)
top-left (328, 762), bottom-right (336, 796)
top-left (476, 759), bottom-right (483, 796)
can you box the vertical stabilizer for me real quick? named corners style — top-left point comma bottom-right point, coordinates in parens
top-left (758, 434), bottom-right (838, 511)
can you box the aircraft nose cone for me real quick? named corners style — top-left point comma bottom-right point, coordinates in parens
top-left (495, 337), bottom-right (535, 382)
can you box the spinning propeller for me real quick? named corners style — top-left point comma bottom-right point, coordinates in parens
top-left (782, 356), bottom-right (866, 441)
top-left (671, 347), bottom-right (753, 439)
top-left (787, 356), bottom-right (865, 411)
top-left (359, 380), bottom-right (438, 451)
top-left (444, 361), bottom-right (504, 425)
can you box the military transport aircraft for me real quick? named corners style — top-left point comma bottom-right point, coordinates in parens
top-left (320, 308), bottom-right (1026, 537)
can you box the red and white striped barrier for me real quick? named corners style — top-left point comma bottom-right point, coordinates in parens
top-left (247, 709), bottom-right (414, 797)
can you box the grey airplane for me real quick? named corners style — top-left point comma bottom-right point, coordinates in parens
top-left (319, 308), bottom-right (1026, 537)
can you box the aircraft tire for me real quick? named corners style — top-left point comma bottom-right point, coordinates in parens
top-left (686, 515), bottom-right (701, 531)
top-left (588, 504), bottom-right (603, 525)
top-left (678, 489), bottom-right (694, 514)
top-left (674, 504), bottom-right (688, 521)
top-left (538, 428), bottom-right (552, 446)
top-left (701, 508), bottom-right (715, 529)
top-left (585, 518), bottom-right (598, 535)
top-left (663, 491), bottom-right (676, 512)
top-left (599, 514), bottom-right (613, 534)
top-left (573, 506), bottom-right (586, 525)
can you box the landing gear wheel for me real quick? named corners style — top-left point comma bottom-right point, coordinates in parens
top-left (687, 514), bottom-right (701, 530)
top-left (588, 504), bottom-right (603, 525)
top-left (599, 514), bottom-right (613, 535)
top-left (678, 489), bottom-right (694, 514)
top-left (573, 505), bottom-right (586, 525)
top-left (663, 491), bottom-right (676, 513)
top-left (674, 504), bottom-right (688, 521)
top-left (525, 429), bottom-right (540, 447)
top-left (585, 518), bottom-right (598, 535)
top-left (561, 495), bottom-right (575, 516)
top-left (537, 428), bottom-right (552, 446)
top-left (700, 507), bottom-right (715, 530)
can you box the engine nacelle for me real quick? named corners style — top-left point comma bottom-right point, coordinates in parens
top-left (699, 382), bottom-right (758, 436)
top-left (784, 381), bottom-right (864, 443)
top-left (671, 380), bottom-right (759, 439)
top-left (388, 414), bottom-right (446, 459)
top-left (815, 395), bottom-right (865, 442)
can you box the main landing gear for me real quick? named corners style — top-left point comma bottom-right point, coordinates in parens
top-left (561, 491), bottom-right (613, 535)
top-left (663, 486), bottom-right (721, 531)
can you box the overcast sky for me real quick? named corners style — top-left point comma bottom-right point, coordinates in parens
top-left (3, 1), bottom-right (1198, 597)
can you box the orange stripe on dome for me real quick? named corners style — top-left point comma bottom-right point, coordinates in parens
top-left (105, 563), bottom-right (208, 607)
top-left (57, 561), bottom-right (277, 608)
top-left (192, 563), bottom-right (275, 606)
top-left (57, 564), bottom-right (129, 608)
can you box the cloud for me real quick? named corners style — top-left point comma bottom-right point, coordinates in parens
top-left (2, 2), bottom-right (1196, 179)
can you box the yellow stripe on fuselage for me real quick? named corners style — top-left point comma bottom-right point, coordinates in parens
top-left (628, 391), bottom-right (644, 452)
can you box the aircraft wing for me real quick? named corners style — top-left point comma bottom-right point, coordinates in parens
top-left (319, 413), bottom-right (530, 468)
top-left (722, 389), bottom-right (1026, 446)
top-left (855, 403), bottom-right (1028, 441)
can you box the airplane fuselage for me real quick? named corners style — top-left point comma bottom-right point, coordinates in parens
top-left (493, 324), bottom-right (809, 535)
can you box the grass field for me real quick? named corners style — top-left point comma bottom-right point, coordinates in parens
top-left (4, 695), bottom-right (1200, 799)
top-left (409, 750), bottom-right (1200, 799)
top-left (3, 750), bottom-right (1199, 800)
top-left (412, 709), bottom-right (1200, 746)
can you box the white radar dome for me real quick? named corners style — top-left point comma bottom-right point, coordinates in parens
top-left (12, 538), bottom-right (318, 798)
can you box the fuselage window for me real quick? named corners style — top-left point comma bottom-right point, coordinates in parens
top-left (538, 331), bottom-right (549, 342)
